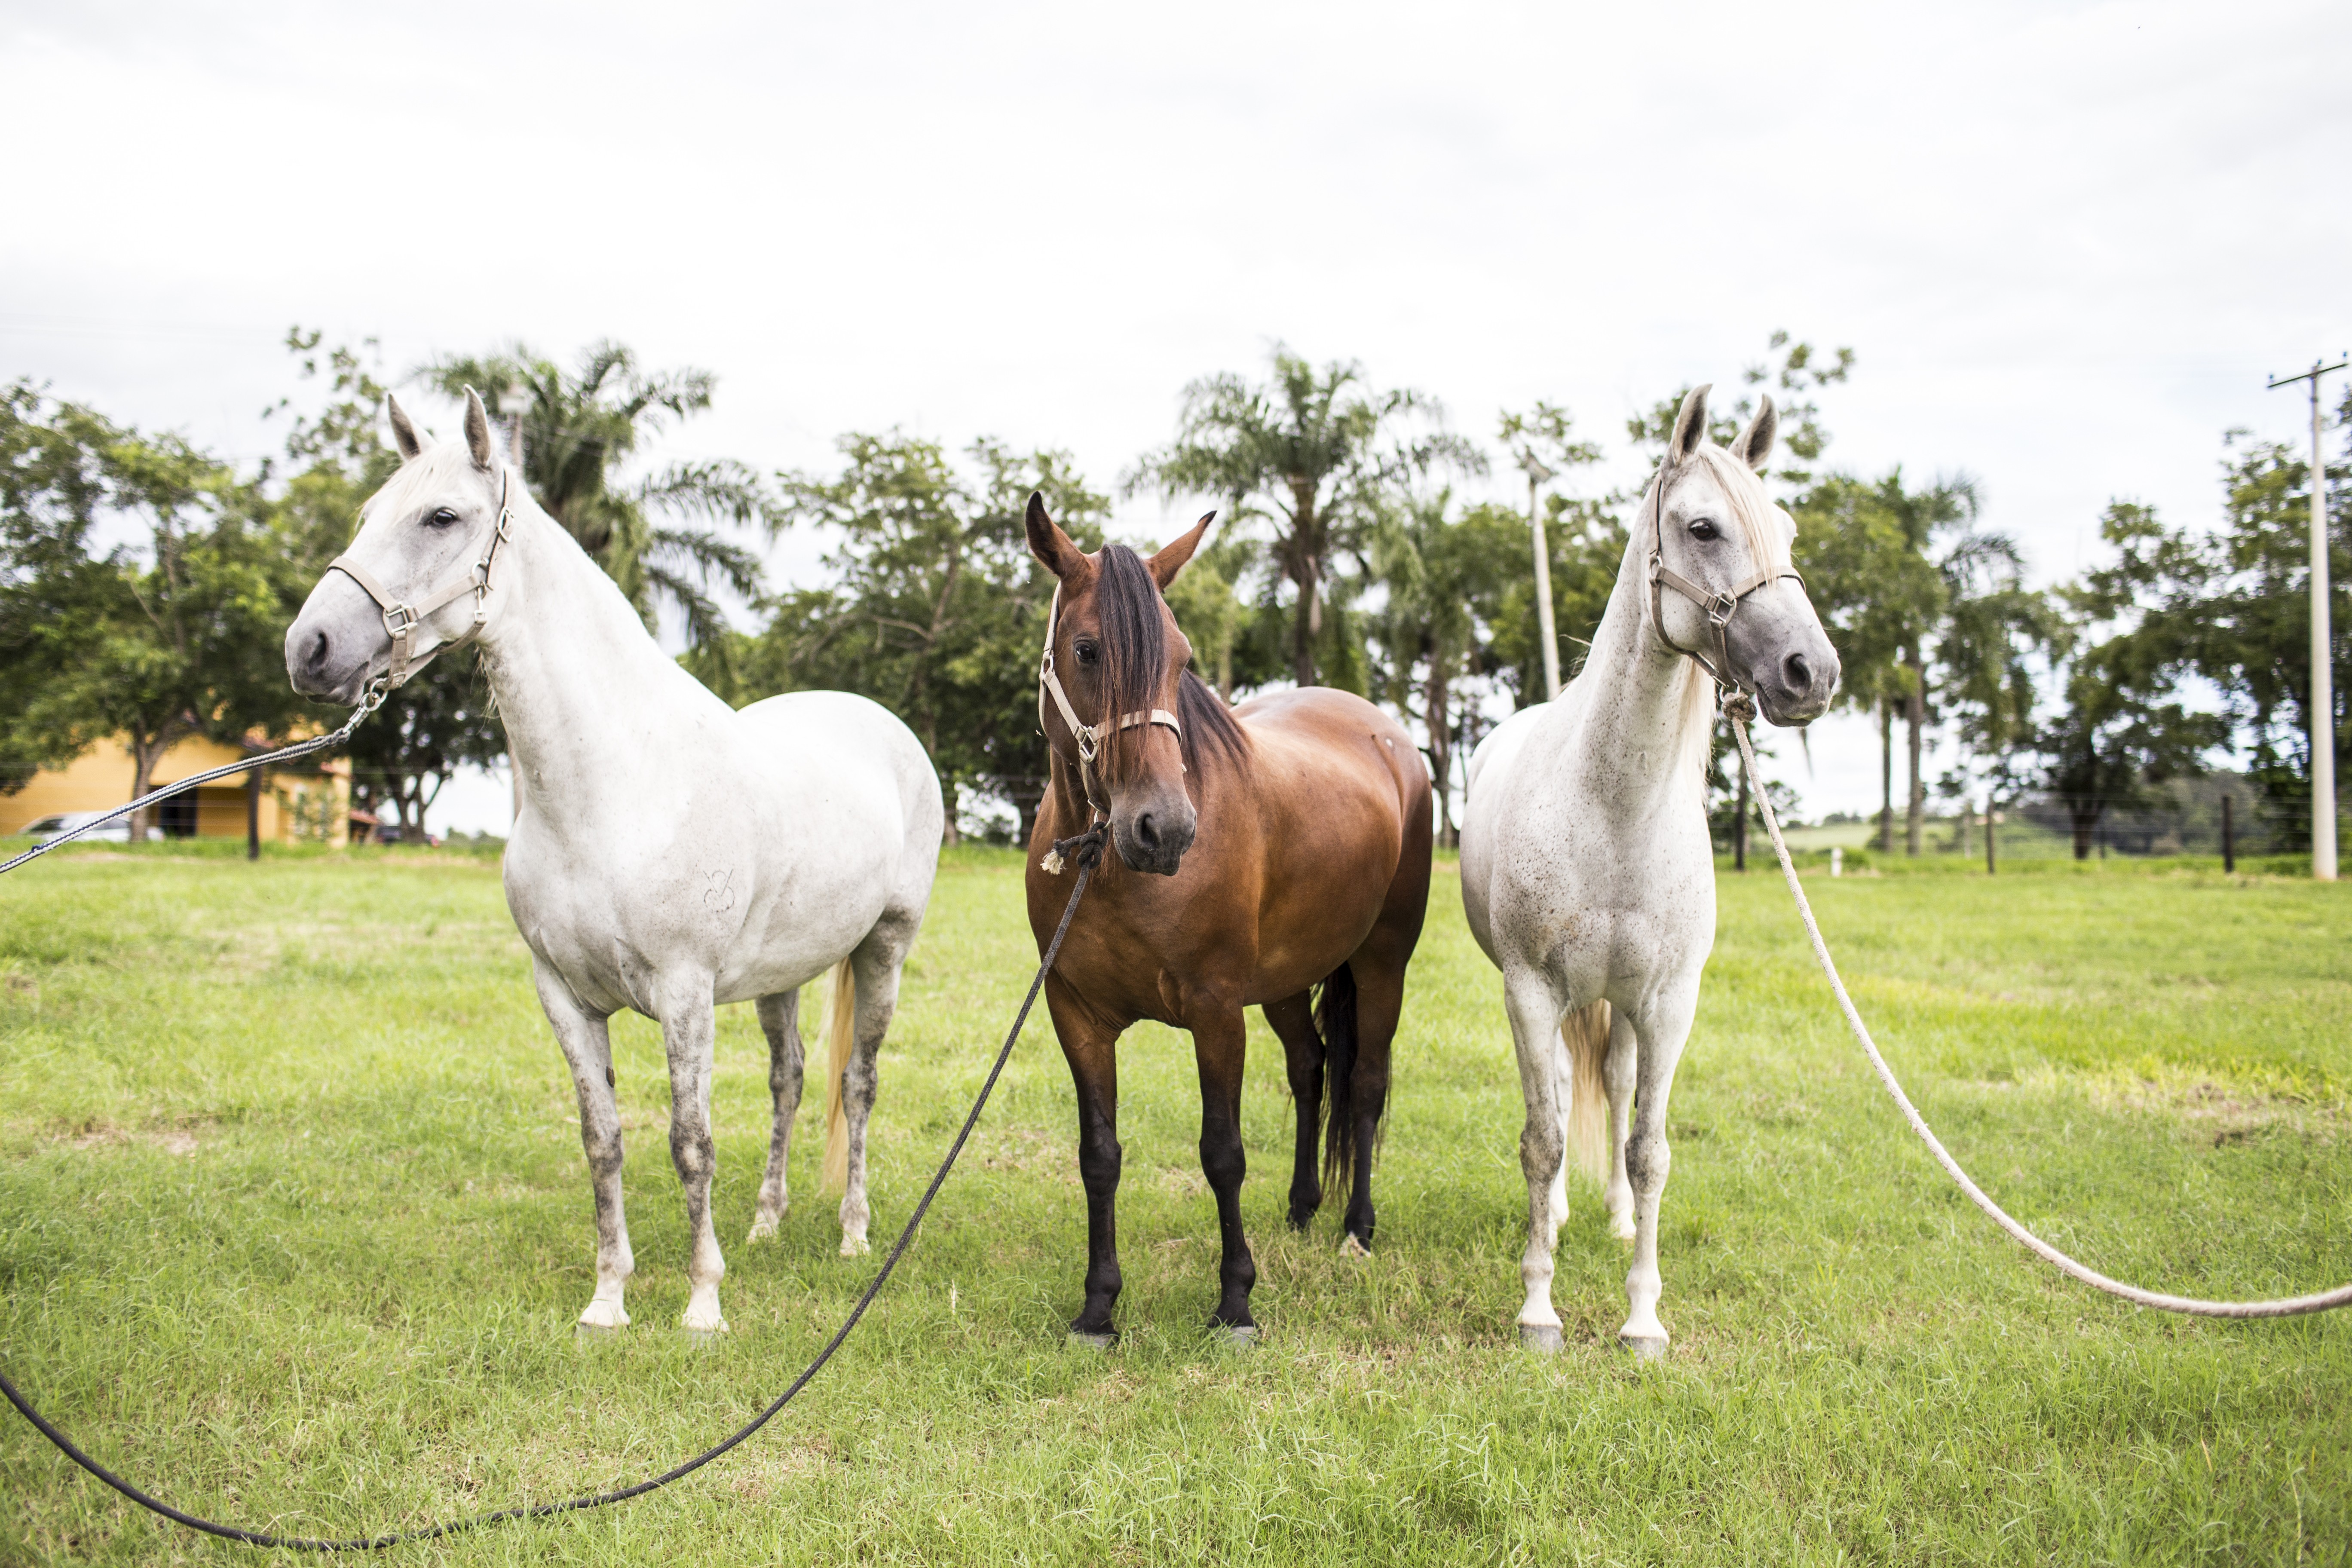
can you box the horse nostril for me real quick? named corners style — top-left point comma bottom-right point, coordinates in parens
top-left (1781, 651), bottom-right (1812, 695)
top-left (307, 630), bottom-right (330, 671)
top-left (1134, 812), bottom-right (1160, 851)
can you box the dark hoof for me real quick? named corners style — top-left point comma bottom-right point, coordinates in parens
top-left (1066, 1328), bottom-right (1117, 1350)
top-left (1286, 1209), bottom-right (1315, 1232)
top-left (1519, 1323), bottom-right (1565, 1354)
top-left (1620, 1333), bottom-right (1669, 1361)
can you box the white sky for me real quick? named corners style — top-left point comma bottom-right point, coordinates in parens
top-left (4, 0), bottom-right (2346, 834)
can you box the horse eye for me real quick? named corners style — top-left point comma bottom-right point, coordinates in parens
top-left (1073, 638), bottom-right (1100, 667)
top-left (427, 507), bottom-right (460, 528)
top-left (1688, 518), bottom-right (1719, 541)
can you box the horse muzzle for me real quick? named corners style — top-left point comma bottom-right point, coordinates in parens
top-left (1749, 640), bottom-right (1839, 726)
top-left (285, 573), bottom-right (392, 704)
top-left (1112, 791), bottom-right (1197, 876)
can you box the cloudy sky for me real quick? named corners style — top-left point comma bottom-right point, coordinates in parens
top-left (4, 0), bottom-right (2346, 833)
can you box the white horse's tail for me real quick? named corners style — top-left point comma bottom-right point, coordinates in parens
top-left (1562, 1001), bottom-right (1612, 1186)
top-left (821, 957), bottom-right (857, 1194)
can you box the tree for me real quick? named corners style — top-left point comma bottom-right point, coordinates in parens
top-left (1627, 330), bottom-right (1855, 487)
top-left (0, 382), bottom-right (291, 842)
top-left (743, 432), bottom-right (1109, 843)
top-left (1366, 493), bottom-right (1522, 844)
top-left (2038, 504), bottom-right (2226, 857)
top-left (1126, 346), bottom-right (1482, 687)
top-left (1496, 400), bottom-right (1608, 701)
top-left (423, 342), bottom-right (772, 662)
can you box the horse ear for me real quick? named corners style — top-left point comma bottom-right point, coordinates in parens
top-left (1024, 491), bottom-right (1089, 580)
top-left (463, 387), bottom-right (495, 469)
top-left (1148, 512), bottom-right (1215, 591)
top-left (1733, 394), bottom-right (1777, 472)
top-left (386, 395), bottom-right (423, 461)
top-left (1669, 383), bottom-right (1712, 464)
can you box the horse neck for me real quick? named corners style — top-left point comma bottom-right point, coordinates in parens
top-left (1547, 521), bottom-right (1714, 805)
top-left (475, 501), bottom-right (708, 802)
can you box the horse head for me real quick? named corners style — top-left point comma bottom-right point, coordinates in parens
top-left (285, 389), bottom-right (518, 704)
top-left (1645, 385), bottom-right (1840, 725)
top-left (1025, 493), bottom-right (1214, 876)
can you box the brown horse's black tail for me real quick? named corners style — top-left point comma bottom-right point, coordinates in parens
top-left (1315, 963), bottom-right (1370, 1198)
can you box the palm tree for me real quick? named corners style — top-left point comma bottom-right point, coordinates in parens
top-left (1125, 347), bottom-right (1481, 687)
top-left (423, 343), bottom-right (772, 656)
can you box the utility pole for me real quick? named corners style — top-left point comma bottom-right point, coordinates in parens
top-left (2268, 356), bottom-right (2346, 882)
top-left (1518, 450), bottom-right (1561, 701)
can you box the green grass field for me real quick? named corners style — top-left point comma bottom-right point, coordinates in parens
top-left (1, 843), bottom-right (2347, 1564)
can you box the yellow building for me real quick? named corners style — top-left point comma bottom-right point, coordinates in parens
top-left (0, 735), bottom-right (352, 846)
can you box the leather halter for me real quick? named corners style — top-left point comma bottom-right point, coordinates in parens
top-left (1037, 580), bottom-right (1181, 820)
top-left (328, 467), bottom-right (517, 688)
top-left (1644, 454), bottom-right (1804, 691)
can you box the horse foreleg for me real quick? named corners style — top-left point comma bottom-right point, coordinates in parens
top-left (1192, 1004), bottom-right (1258, 1338)
top-left (536, 962), bottom-right (632, 1331)
top-left (837, 932), bottom-right (911, 1257)
top-left (1261, 991), bottom-right (1323, 1231)
top-left (1047, 980), bottom-right (1124, 1343)
top-left (1603, 1008), bottom-right (1639, 1242)
top-left (1503, 970), bottom-right (1570, 1351)
top-left (660, 992), bottom-right (728, 1335)
top-left (1619, 991), bottom-right (1696, 1357)
top-left (748, 989), bottom-right (804, 1242)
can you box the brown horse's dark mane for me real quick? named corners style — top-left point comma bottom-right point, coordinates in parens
top-left (1092, 543), bottom-right (1248, 781)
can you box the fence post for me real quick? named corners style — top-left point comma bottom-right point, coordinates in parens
top-left (1985, 798), bottom-right (1997, 876)
top-left (2222, 793), bottom-right (2235, 874)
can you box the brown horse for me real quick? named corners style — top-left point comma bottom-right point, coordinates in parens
top-left (1022, 495), bottom-right (1433, 1344)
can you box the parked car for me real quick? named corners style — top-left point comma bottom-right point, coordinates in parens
top-left (17, 810), bottom-right (134, 845)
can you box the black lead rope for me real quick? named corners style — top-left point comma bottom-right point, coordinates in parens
top-left (2, 820), bottom-right (1108, 1551)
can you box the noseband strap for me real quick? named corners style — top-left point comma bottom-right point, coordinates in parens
top-left (1645, 456), bottom-right (1804, 691)
top-left (1037, 582), bottom-right (1181, 820)
top-left (327, 468), bottom-right (517, 689)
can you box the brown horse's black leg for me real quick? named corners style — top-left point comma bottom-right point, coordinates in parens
top-left (1193, 1008), bottom-right (1258, 1335)
top-left (1340, 955), bottom-right (1406, 1250)
top-left (1261, 991), bottom-right (1323, 1231)
top-left (1047, 980), bottom-right (1124, 1342)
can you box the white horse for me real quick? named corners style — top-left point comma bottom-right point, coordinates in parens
top-left (1461, 385), bottom-right (1839, 1356)
top-left (285, 390), bottom-right (943, 1335)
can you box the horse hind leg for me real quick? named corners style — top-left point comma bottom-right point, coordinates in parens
top-left (1332, 958), bottom-right (1406, 1258)
top-left (833, 916), bottom-right (917, 1257)
top-left (1601, 1008), bottom-right (1638, 1242)
top-left (747, 988), bottom-right (805, 1243)
top-left (1260, 990), bottom-right (1324, 1231)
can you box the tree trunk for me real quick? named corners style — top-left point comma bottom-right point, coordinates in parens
top-left (1905, 662), bottom-right (1925, 857)
top-left (128, 739), bottom-right (160, 844)
top-left (246, 766), bottom-right (263, 861)
top-left (1216, 637), bottom-right (1233, 704)
top-left (941, 780), bottom-right (960, 847)
top-left (1288, 481), bottom-right (1321, 688)
top-left (1877, 698), bottom-right (1893, 854)
top-left (2070, 804), bottom-right (2098, 860)
top-left (1734, 762), bottom-right (1749, 872)
top-left (1424, 655), bottom-right (1453, 848)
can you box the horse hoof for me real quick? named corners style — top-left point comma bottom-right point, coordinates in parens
top-left (1620, 1333), bottom-right (1669, 1361)
top-left (1213, 1323), bottom-right (1259, 1348)
top-left (1338, 1234), bottom-right (1372, 1259)
top-left (576, 1301), bottom-right (630, 1332)
top-left (1066, 1329), bottom-right (1117, 1351)
top-left (839, 1234), bottom-right (870, 1258)
top-left (747, 1212), bottom-right (782, 1243)
top-left (685, 1324), bottom-right (729, 1348)
top-left (1519, 1323), bottom-right (1564, 1354)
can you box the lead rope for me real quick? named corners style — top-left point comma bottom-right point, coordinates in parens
top-left (1727, 701), bottom-right (2352, 1318)
top-left (1, 791), bottom-right (1109, 1548)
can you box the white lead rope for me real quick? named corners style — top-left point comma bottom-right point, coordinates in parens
top-left (1730, 708), bottom-right (2352, 1319)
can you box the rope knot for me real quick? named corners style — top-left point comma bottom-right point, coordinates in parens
top-left (1041, 824), bottom-right (1108, 877)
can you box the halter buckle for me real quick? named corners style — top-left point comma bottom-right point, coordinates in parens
top-left (382, 603), bottom-right (420, 637)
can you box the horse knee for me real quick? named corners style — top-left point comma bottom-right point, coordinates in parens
top-left (1078, 1136), bottom-right (1122, 1197)
top-left (1626, 1132), bottom-right (1670, 1192)
top-left (669, 1124), bottom-right (714, 1184)
top-left (1199, 1136), bottom-right (1245, 1192)
top-left (1519, 1118), bottom-right (1564, 1179)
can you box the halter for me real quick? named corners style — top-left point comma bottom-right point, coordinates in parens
top-left (328, 466), bottom-right (518, 688)
top-left (1644, 453), bottom-right (1805, 692)
top-left (1037, 579), bottom-right (1182, 821)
